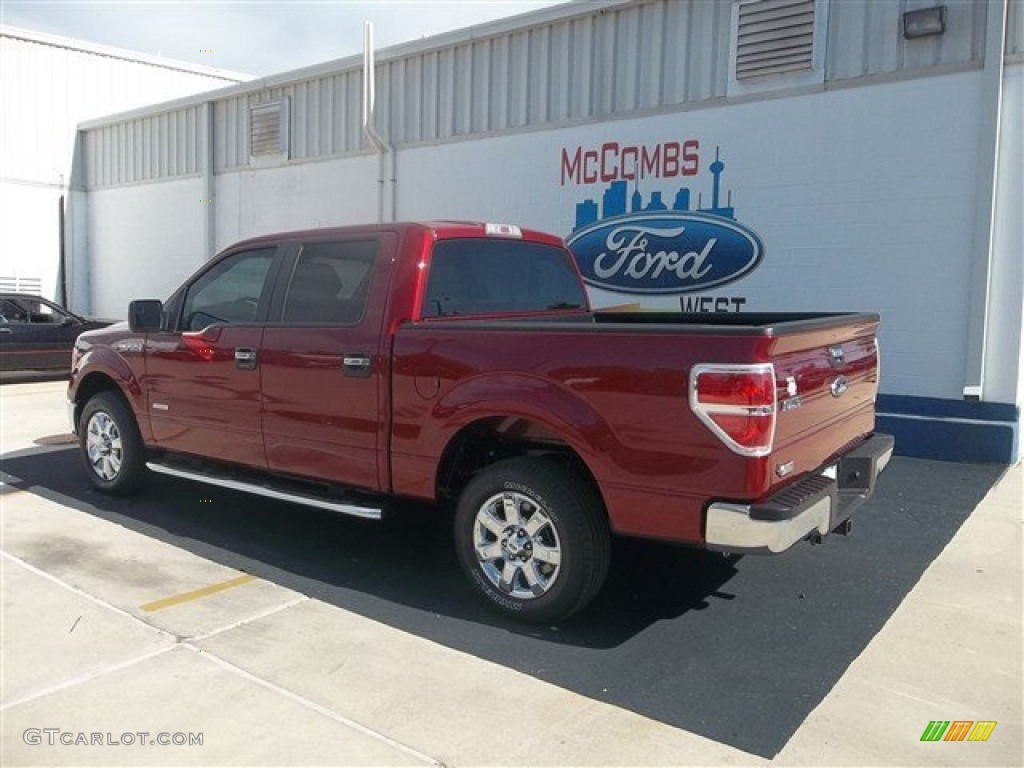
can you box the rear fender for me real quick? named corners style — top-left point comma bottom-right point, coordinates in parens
top-left (432, 372), bottom-right (621, 495)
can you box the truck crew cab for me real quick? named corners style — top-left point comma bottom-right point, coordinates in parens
top-left (69, 221), bottom-right (893, 623)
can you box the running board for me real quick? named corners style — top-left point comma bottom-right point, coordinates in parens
top-left (145, 462), bottom-right (382, 520)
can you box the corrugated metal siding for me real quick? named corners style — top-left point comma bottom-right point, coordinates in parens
top-left (375, 0), bottom-right (729, 146)
top-left (826, 0), bottom-right (986, 81)
top-left (85, 106), bottom-right (201, 187)
top-left (213, 72), bottom-right (366, 170)
top-left (287, 71), bottom-right (363, 160)
top-left (1, 32), bottom-right (239, 186)
top-left (216, 0), bottom-right (729, 171)
top-left (1009, 0), bottom-right (1023, 58)
top-left (81, 0), bottom-right (1010, 189)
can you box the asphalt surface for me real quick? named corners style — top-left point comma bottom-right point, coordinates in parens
top-left (0, 443), bottom-right (1006, 758)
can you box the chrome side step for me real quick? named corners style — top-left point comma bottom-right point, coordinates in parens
top-left (145, 462), bottom-right (382, 520)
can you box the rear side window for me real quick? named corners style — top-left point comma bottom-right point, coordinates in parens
top-left (422, 239), bottom-right (586, 318)
top-left (280, 240), bottom-right (377, 325)
top-left (181, 248), bottom-right (275, 331)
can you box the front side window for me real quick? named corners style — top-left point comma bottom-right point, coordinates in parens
top-left (280, 240), bottom-right (376, 325)
top-left (422, 239), bottom-right (586, 318)
top-left (0, 297), bottom-right (70, 324)
top-left (1, 299), bottom-right (26, 323)
top-left (181, 248), bottom-right (275, 331)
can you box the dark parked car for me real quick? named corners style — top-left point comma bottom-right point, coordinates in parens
top-left (0, 293), bottom-right (113, 377)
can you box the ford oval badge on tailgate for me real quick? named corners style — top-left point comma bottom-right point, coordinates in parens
top-left (567, 212), bottom-right (764, 295)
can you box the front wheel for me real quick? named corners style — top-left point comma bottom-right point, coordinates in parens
top-left (454, 457), bottom-right (610, 624)
top-left (78, 391), bottom-right (147, 495)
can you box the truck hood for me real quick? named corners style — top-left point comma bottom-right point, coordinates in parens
top-left (76, 320), bottom-right (132, 347)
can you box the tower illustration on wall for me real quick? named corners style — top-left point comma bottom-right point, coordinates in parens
top-left (574, 147), bottom-right (735, 231)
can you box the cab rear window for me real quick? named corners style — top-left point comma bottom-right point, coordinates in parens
top-left (422, 239), bottom-right (586, 318)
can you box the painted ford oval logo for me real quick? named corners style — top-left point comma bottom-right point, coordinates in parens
top-left (566, 211), bottom-right (764, 295)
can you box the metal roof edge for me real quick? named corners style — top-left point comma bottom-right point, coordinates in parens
top-left (75, 0), bottom-right (634, 131)
top-left (0, 24), bottom-right (253, 82)
top-left (371, 0), bottom-right (630, 61)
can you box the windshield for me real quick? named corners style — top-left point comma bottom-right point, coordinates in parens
top-left (422, 239), bottom-right (587, 318)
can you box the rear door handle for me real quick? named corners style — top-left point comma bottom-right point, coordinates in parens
top-left (343, 354), bottom-right (372, 378)
top-left (235, 347), bottom-right (258, 370)
top-left (0, 328), bottom-right (11, 334)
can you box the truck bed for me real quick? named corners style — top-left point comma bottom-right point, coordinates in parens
top-left (392, 310), bottom-right (880, 543)
top-left (410, 311), bottom-right (878, 334)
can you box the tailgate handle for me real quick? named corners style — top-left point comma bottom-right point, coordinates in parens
top-left (828, 345), bottom-right (845, 367)
top-left (234, 347), bottom-right (258, 370)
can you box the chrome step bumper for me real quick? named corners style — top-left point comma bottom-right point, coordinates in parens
top-left (705, 433), bottom-right (895, 555)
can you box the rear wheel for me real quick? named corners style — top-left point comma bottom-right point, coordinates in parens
top-left (454, 457), bottom-right (610, 624)
top-left (79, 391), bottom-right (147, 495)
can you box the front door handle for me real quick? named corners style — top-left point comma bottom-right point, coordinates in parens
top-left (235, 347), bottom-right (258, 370)
top-left (342, 354), bottom-right (372, 378)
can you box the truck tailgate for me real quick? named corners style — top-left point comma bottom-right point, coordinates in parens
top-left (768, 315), bottom-right (880, 485)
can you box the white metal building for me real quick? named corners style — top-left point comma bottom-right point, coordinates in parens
top-left (0, 26), bottom-right (248, 301)
top-left (66, 0), bottom-right (1022, 462)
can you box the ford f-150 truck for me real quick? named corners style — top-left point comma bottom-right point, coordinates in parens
top-left (69, 221), bottom-right (893, 622)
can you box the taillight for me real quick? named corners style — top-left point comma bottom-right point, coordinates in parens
top-left (690, 363), bottom-right (777, 456)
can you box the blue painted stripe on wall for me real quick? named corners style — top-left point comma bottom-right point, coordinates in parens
top-left (876, 394), bottom-right (1018, 423)
top-left (876, 395), bottom-right (1019, 464)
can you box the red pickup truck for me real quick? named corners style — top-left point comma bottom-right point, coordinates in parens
top-left (69, 221), bottom-right (893, 622)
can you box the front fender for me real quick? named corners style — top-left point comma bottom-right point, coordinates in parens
top-left (70, 346), bottom-right (148, 439)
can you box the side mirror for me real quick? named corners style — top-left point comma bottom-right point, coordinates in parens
top-left (129, 299), bottom-right (164, 333)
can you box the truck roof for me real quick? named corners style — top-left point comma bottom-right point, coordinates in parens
top-left (223, 221), bottom-right (565, 253)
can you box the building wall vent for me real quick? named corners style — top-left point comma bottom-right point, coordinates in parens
top-left (735, 0), bottom-right (816, 80)
top-left (0, 276), bottom-right (42, 295)
top-left (249, 99), bottom-right (289, 159)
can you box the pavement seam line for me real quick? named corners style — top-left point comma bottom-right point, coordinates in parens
top-left (190, 646), bottom-right (447, 767)
top-left (189, 594), bottom-right (309, 642)
top-left (0, 549), bottom-right (178, 641)
top-left (2, 551), bottom-right (441, 764)
top-left (1, 645), bottom-right (176, 712)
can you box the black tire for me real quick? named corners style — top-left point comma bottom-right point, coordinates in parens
top-left (454, 457), bottom-right (610, 624)
top-left (78, 391), bottom-right (147, 495)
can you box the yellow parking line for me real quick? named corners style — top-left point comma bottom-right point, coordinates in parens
top-left (140, 573), bottom-right (257, 612)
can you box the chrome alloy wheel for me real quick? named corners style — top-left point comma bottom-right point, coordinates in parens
top-left (86, 411), bottom-right (123, 481)
top-left (473, 491), bottom-right (562, 599)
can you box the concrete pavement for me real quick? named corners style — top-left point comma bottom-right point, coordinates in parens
top-left (1, 381), bottom-right (1021, 766)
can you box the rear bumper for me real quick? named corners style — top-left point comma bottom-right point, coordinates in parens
top-left (705, 433), bottom-right (895, 554)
